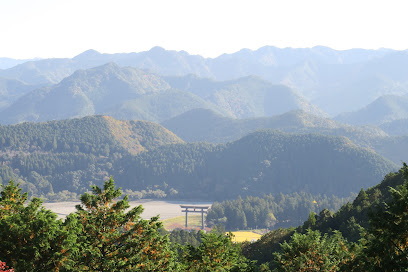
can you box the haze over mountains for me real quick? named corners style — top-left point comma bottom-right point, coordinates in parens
top-left (335, 94), bottom-right (408, 125)
top-left (0, 63), bottom-right (320, 124)
top-left (1, 45), bottom-right (408, 200)
top-left (2, 46), bottom-right (408, 117)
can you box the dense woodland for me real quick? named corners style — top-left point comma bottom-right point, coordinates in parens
top-left (0, 116), bottom-right (396, 202)
top-left (1, 164), bottom-right (408, 271)
top-left (2, 47), bottom-right (408, 271)
top-left (206, 193), bottom-right (353, 230)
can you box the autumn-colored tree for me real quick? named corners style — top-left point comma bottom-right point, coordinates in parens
top-left (0, 261), bottom-right (14, 272)
top-left (75, 177), bottom-right (177, 271)
top-left (0, 181), bottom-right (80, 271)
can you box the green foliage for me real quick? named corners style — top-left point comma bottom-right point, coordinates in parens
top-left (180, 231), bottom-right (256, 271)
top-left (300, 163), bottom-right (408, 242)
top-left (0, 115), bottom-right (182, 199)
top-left (272, 229), bottom-right (354, 272)
top-left (75, 177), bottom-right (177, 271)
top-left (118, 130), bottom-right (396, 200)
top-left (242, 228), bottom-right (294, 265)
top-left (168, 229), bottom-right (203, 247)
top-left (352, 163), bottom-right (408, 271)
top-left (206, 193), bottom-right (352, 230)
top-left (0, 181), bottom-right (80, 271)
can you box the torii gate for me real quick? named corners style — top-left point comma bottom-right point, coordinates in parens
top-left (180, 205), bottom-right (209, 229)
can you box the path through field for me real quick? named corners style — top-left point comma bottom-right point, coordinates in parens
top-left (44, 200), bottom-right (212, 220)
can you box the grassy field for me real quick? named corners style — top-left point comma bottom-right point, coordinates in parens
top-left (161, 215), bottom-right (207, 230)
top-left (228, 231), bottom-right (262, 243)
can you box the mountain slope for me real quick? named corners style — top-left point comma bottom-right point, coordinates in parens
top-left (118, 130), bottom-right (397, 200)
top-left (162, 108), bottom-right (387, 146)
top-left (335, 95), bottom-right (408, 125)
top-left (0, 63), bottom-right (222, 124)
top-left (0, 77), bottom-right (38, 110)
top-left (0, 115), bottom-right (183, 195)
top-left (380, 118), bottom-right (408, 136)
top-left (0, 64), bottom-right (321, 124)
top-left (164, 74), bottom-right (324, 118)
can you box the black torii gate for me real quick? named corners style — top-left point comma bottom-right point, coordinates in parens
top-left (180, 205), bottom-right (209, 229)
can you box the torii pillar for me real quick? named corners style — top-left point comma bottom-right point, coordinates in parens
top-left (180, 205), bottom-right (209, 229)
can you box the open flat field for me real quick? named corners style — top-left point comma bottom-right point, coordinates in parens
top-left (229, 231), bottom-right (262, 243)
top-left (161, 215), bottom-right (206, 230)
top-left (44, 200), bottom-right (212, 220)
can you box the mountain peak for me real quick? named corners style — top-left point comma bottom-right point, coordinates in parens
top-left (73, 49), bottom-right (101, 60)
top-left (149, 46), bottom-right (166, 53)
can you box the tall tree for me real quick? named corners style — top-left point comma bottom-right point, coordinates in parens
top-left (356, 163), bottom-right (408, 271)
top-left (75, 177), bottom-right (177, 271)
top-left (272, 229), bottom-right (354, 272)
top-left (0, 181), bottom-right (79, 271)
top-left (181, 231), bottom-right (256, 272)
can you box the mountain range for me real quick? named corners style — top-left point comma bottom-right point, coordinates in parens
top-left (0, 63), bottom-right (320, 124)
top-left (2, 46), bottom-right (408, 116)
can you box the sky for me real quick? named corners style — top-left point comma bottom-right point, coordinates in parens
top-left (1, 0), bottom-right (408, 59)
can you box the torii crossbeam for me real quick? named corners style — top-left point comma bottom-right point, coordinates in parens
top-left (180, 205), bottom-right (210, 229)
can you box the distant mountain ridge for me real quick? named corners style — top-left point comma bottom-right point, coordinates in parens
top-left (380, 118), bottom-right (408, 136)
top-left (0, 63), bottom-right (319, 124)
top-left (0, 77), bottom-right (38, 110)
top-left (335, 94), bottom-right (408, 125)
top-left (164, 74), bottom-right (324, 118)
top-left (1, 46), bottom-right (408, 115)
top-left (162, 108), bottom-right (386, 146)
top-left (0, 57), bottom-right (41, 69)
top-left (162, 108), bottom-right (408, 164)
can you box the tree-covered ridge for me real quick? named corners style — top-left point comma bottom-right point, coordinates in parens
top-left (240, 163), bottom-right (408, 271)
top-left (162, 108), bottom-right (408, 164)
top-left (0, 115), bottom-right (183, 198)
top-left (162, 108), bottom-right (388, 146)
top-left (164, 74), bottom-right (324, 118)
top-left (0, 116), bottom-right (398, 201)
top-left (0, 115), bottom-right (182, 155)
top-left (206, 193), bottom-right (353, 231)
top-left (335, 94), bottom-right (408, 126)
top-left (117, 130), bottom-right (397, 199)
top-left (300, 163), bottom-right (408, 242)
top-left (380, 118), bottom-right (408, 136)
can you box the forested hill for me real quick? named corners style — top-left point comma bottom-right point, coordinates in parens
top-left (162, 108), bottom-right (387, 146)
top-left (241, 163), bottom-right (408, 270)
top-left (302, 163), bottom-right (408, 242)
top-left (0, 115), bottom-right (182, 155)
top-left (0, 115), bottom-right (183, 196)
top-left (116, 130), bottom-right (397, 200)
top-left (162, 108), bottom-right (408, 164)
top-left (0, 117), bottom-right (397, 201)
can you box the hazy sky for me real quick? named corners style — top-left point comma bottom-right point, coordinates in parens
top-left (1, 0), bottom-right (408, 59)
